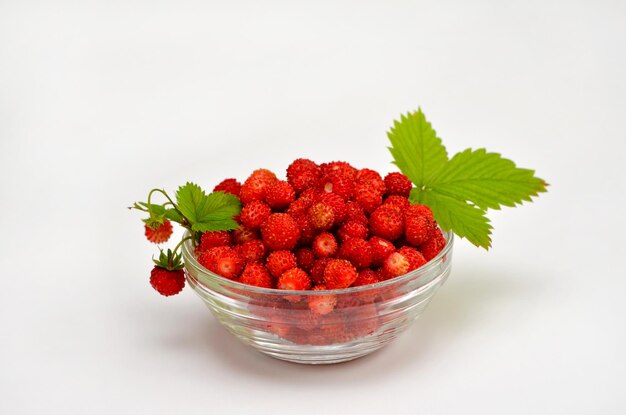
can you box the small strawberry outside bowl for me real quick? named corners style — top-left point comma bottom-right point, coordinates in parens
top-left (182, 230), bottom-right (453, 364)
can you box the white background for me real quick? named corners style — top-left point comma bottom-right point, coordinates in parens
top-left (1, 1), bottom-right (625, 413)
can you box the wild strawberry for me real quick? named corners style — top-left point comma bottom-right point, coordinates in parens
top-left (406, 204), bottom-right (435, 220)
top-left (286, 158), bottom-right (320, 193)
top-left (277, 268), bottom-right (312, 291)
top-left (382, 251), bottom-right (410, 279)
top-left (352, 269), bottom-right (379, 287)
top-left (369, 205), bottom-right (404, 241)
top-left (236, 239), bottom-right (266, 263)
top-left (323, 259), bottom-right (358, 289)
top-left (239, 168), bottom-right (278, 204)
top-left (383, 195), bottom-right (410, 211)
top-left (405, 214), bottom-right (434, 246)
top-left (354, 187), bottom-right (383, 213)
top-left (310, 258), bottom-right (330, 285)
top-left (398, 246), bottom-right (427, 271)
top-left (356, 168), bottom-right (386, 194)
top-left (317, 172), bottom-right (354, 200)
top-left (295, 248), bottom-right (315, 272)
top-left (338, 238), bottom-right (372, 269)
top-left (337, 220), bottom-right (368, 242)
top-left (213, 178), bottom-right (242, 196)
top-left (232, 225), bottom-right (259, 244)
top-left (317, 192), bottom-right (347, 223)
top-left (313, 232), bottom-right (338, 258)
top-left (292, 213), bottom-right (317, 246)
top-left (150, 267), bottom-right (185, 296)
top-left (384, 172), bottom-right (412, 197)
top-left (308, 202), bottom-right (335, 230)
top-left (320, 161), bottom-right (358, 180)
top-left (144, 220), bottom-right (173, 244)
top-left (369, 236), bottom-right (396, 267)
top-left (266, 250), bottom-right (298, 279)
top-left (199, 246), bottom-right (244, 279)
top-left (419, 227), bottom-right (446, 260)
top-left (260, 213), bottom-right (300, 250)
top-left (265, 180), bottom-right (296, 210)
top-left (308, 285), bottom-right (337, 315)
top-left (197, 231), bottom-right (231, 254)
top-left (240, 263), bottom-right (273, 288)
top-left (240, 201), bottom-right (271, 229)
top-left (344, 201), bottom-right (368, 225)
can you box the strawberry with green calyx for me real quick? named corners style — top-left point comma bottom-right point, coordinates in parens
top-left (150, 247), bottom-right (186, 297)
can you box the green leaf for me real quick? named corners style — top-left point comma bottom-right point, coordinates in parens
top-left (387, 109), bottom-right (448, 187)
top-left (138, 202), bottom-right (183, 223)
top-left (429, 149), bottom-right (548, 210)
top-left (176, 183), bottom-right (241, 232)
top-left (419, 191), bottom-right (493, 249)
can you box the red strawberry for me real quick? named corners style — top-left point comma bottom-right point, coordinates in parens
top-left (338, 238), bottom-right (372, 269)
top-left (356, 168), bottom-right (386, 194)
top-left (293, 213), bottom-right (317, 246)
top-left (344, 201), bottom-right (368, 225)
top-left (318, 172), bottom-right (354, 201)
top-left (406, 204), bottom-right (435, 220)
top-left (397, 246), bottom-right (427, 271)
top-left (419, 227), bottom-right (446, 260)
top-left (313, 232), bottom-right (338, 258)
top-left (381, 251), bottom-right (410, 279)
top-left (320, 161), bottom-right (358, 180)
top-left (240, 201), bottom-right (271, 229)
top-left (240, 263), bottom-right (273, 288)
top-left (265, 180), bottom-right (296, 210)
top-left (260, 213), bottom-right (300, 250)
top-left (323, 259), bottom-right (358, 289)
top-left (308, 202), bottom-right (335, 230)
top-left (352, 269), bottom-right (379, 287)
top-left (383, 195), bottom-right (410, 211)
top-left (384, 172), bottom-right (412, 197)
top-left (337, 220), bottom-right (368, 242)
top-left (277, 268), bottom-right (312, 291)
top-left (236, 239), bottom-right (266, 263)
top-left (405, 214), bottom-right (434, 246)
top-left (150, 266), bottom-right (185, 296)
top-left (213, 178), bottom-right (242, 196)
top-left (369, 205), bottom-right (404, 241)
top-left (144, 220), bottom-right (173, 244)
top-left (310, 258), bottom-right (331, 285)
top-left (317, 192), bottom-right (347, 224)
top-left (286, 158), bottom-right (320, 194)
top-left (369, 236), bottom-right (396, 267)
top-left (354, 187), bottom-right (383, 214)
top-left (295, 248), bottom-right (315, 272)
top-left (232, 225), bottom-right (259, 244)
top-left (196, 230), bottom-right (231, 254)
top-left (266, 250), bottom-right (298, 279)
top-left (199, 246), bottom-right (244, 279)
top-left (239, 168), bottom-right (278, 204)
top-left (308, 285), bottom-right (337, 315)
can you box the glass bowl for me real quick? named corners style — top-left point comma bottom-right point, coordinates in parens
top-left (182, 231), bottom-right (453, 364)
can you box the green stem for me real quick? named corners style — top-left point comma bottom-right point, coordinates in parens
top-left (172, 236), bottom-right (193, 255)
top-left (147, 188), bottom-right (188, 227)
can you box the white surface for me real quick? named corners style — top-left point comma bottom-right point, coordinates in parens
top-left (1, 1), bottom-right (625, 413)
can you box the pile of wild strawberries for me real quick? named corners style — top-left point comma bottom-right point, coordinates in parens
top-left (194, 159), bottom-right (446, 294)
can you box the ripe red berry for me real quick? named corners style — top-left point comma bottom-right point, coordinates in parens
top-left (356, 168), bottom-right (386, 194)
top-left (320, 161), bottom-right (358, 180)
top-left (197, 231), bottom-right (231, 253)
top-left (338, 238), bottom-right (372, 269)
top-left (354, 187), bottom-right (383, 213)
top-left (260, 213), bottom-right (300, 250)
top-left (286, 158), bottom-right (320, 194)
top-left (352, 269), bottom-right (379, 287)
top-left (406, 204), bottom-right (435, 220)
top-left (382, 251), bottom-right (410, 279)
top-left (150, 266), bottom-right (185, 296)
top-left (308, 285), bottom-right (337, 315)
top-left (236, 239), bottom-right (266, 263)
top-left (240, 201), bottom-right (272, 229)
top-left (277, 268), bottom-right (312, 291)
top-left (323, 259), bottom-right (358, 289)
top-left (384, 172), bottom-right (412, 197)
top-left (308, 202), bottom-right (335, 230)
top-left (344, 201), bottom-right (368, 225)
top-left (397, 246), bottom-right (427, 271)
top-left (317, 192), bottom-right (347, 224)
top-left (239, 169), bottom-right (278, 204)
top-left (144, 220), bottom-right (173, 244)
top-left (213, 178), bottom-right (242, 196)
top-left (295, 248), bottom-right (315, 272)
top-left (199, 246), bottom-right (244, 279)
top-left (310, 258), bottom-right (330, 285)
top-left (313, 232), bottom-right (338, 258)
top-left (265, 180), bottom-right (296, 210)
top-left (232, 225), bottom-right (259, 244)
top-left (369, 205), bottom-right (404, 241)
top-left (383, 195), bottom-right (410, 211)
top-left (419, 227), bottom-right (446, 260)
top-left (318, 172), bottom-right (354, 201)
top-left (337, 220), bottom-right (368, 242)
top-left (369, 236), bottom-right (396, 267)
top-left (240, 263), bottom-right (273, 288)
top-left (292, 213), bottom-right (317, 246)
top-left (405, 214), bottom-right (435, 246)
top-left (266, 250), bottom-right (298, 279)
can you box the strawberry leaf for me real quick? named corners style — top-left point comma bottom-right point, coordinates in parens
top-left (176, 183), bottom-right (241, 232)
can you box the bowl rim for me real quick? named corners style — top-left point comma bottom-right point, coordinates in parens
top-left (182, 229), bottom-right (453, 295)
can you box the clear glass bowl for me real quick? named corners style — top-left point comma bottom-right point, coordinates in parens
top-left (182, 231), bottom-right (453, 364)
